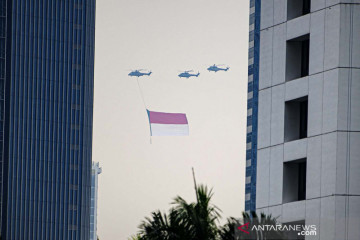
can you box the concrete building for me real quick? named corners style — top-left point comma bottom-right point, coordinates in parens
top-left (90, 162), bottom-right (102, 240)
top-left (245, 0), bottom-right (360, 239)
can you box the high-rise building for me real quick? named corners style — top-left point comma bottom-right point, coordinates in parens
top-left (245, 0), bottom-right (260, 213)
top-left (0, 0), bottom-right (96, 239)
top-left (246, 0), bottom-right (360, 239)
top-left (90, 162), bottom-right (101, 240)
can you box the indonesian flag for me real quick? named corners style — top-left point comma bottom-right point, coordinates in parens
top-left (147, 110), bottom-right (189, 136)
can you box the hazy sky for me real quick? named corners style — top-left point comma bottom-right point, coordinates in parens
top-left (93, 1), bottom-right (250, 239)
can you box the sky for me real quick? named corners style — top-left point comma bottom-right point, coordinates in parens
top-left (93, 0), bottom-right (250, 239)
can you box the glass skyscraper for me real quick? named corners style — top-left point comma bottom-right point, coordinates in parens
top-left (245, 0), bottom-right (260, 213)
top-left (0, 0), bottom-right (96, 239)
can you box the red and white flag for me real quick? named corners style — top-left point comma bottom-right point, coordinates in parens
top-left (147, 110), bottom-right (189, 136)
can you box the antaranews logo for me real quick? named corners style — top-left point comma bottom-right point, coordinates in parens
top-left (235, 222), bottom-right (317, 239)
top-left (238, 223), bottom-right (250, 234)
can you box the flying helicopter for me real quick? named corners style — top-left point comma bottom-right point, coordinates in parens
top-left (207, 64), bottom-right (230, 72)
top-left (128, 69), bottom-right (152, 77)
top-left (178, 70), bottom-right (200, 78)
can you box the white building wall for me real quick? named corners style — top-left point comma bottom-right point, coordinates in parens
top-left (257, 1), bottom-right (360, 239)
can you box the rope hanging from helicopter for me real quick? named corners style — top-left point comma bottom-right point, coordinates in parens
top-left (128, 69), bottom-right (153, 142)
top-left (136, 77), bottom-right (147, 110)
top-left (128, 69), bottom-right (152, 110)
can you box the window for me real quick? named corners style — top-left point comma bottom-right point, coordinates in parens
top-left (0, 59), bottom-right (4, 79)
top-left (74, 3), bottom-right (83, 10)
top-left (248, 82), bottom-right (253, 91)
top-left (246, 134), bottom-right (252, 143)
top-left (250, 0), bottom-right (255, 8)
top-left (286, 34), bottom-right (310, 81)
top-left (72, 84), bottom-right (81, 90)
top-left (249, 47), bottom-right (254, 58)
top-left (73, 44), bottom-right (81, 50)
top-left (71, 104), bottom-right (81, 110)
top-left (70, 144), bottom-right (80, 150)
top-left (70, 164), bottom-right (79, 170)
top-left (249, 30), bottom-right (254, 42)
top-left (287, 0), bottom-right (310, 20)
top-left (69, 205), bottom-right (78, 211)
top-left (247, 116), bottom-right (252, 126)
top-left (69, 225), bottom-right (77, 231)
top-left (283, 158), bottom-right (307, 203)
top-left (247, 99), bottom-right (253, 109)
top-left (246, 150), bottom-right (252, 159)
top-left (71, 124), bottom-right (80, 131)
top-left (74, 24), bottom-right (82, 30)
top-left (249, 13), bottom-right (255, 25)
top-left (0, 17), bottom-right (5, 37)
top-left (285, 96), bottom-right (308, 142)
top-left (72, 63), bottom-right (82, 70)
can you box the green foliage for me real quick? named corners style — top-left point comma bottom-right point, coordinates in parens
top-left (218, 217), bottom-right (241, 240)
top-left (128, 234), bottom-right (141, 240)
top-left (172, 185), bottom-right (221, 240)
top-left (139, 208), bottom-right (192, 240)
top-left (133, 185), bottom-right (284, 240)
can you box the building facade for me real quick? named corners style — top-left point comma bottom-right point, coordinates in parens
top-left (245, 0), bottom-right (261, 213)
top-left (247, 0), bottom-right (360, 239)
top-left (0, 0), bottom-right (96, 239)
top-left (90, 162), bottom-right (101, 240)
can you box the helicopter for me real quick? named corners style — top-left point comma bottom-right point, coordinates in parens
top-left (178, 70), bottom-right (200, 78)
top-left (128, 69), bottom-right (152, 77)
top-left (207, 64), bottom-right (230, 72)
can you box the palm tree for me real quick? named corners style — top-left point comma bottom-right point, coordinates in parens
top-left (138, 208), bottom-right (192, 240)
top-left (128, 234), bottom-right (141, 240)
top-left (172, 185), bottom-right (221, 240)
top-left (138, 184), bottom-right (220, 240)
top-left (219, 217), bottom-right (241, 240)
top-left (136, 184), bottom-right (285, 240)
